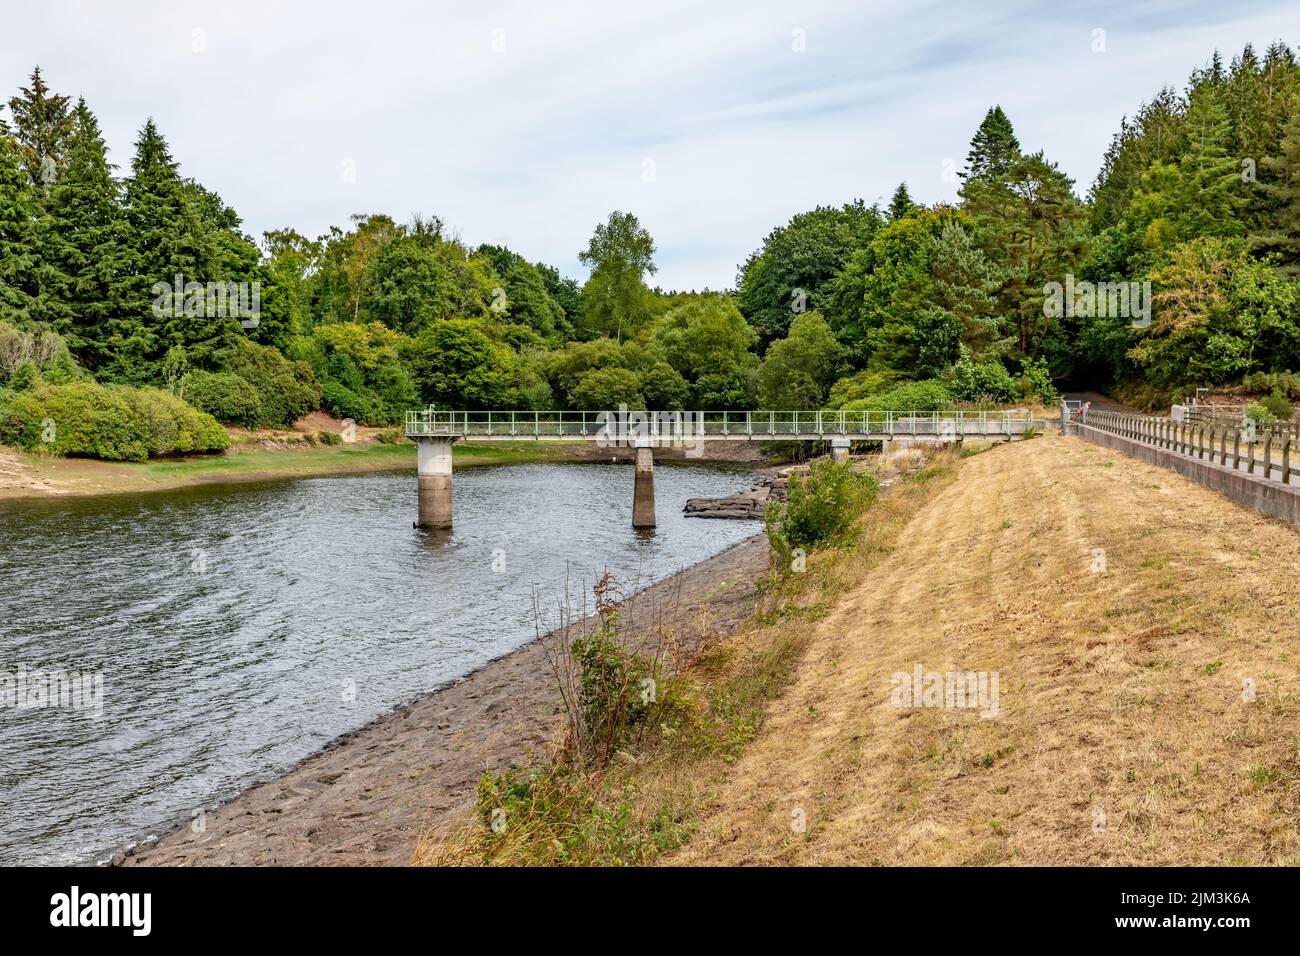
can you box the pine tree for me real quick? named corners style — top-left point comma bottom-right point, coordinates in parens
top-left (43, 99), bottom-right (130, 367)
top-left (6, 66), bottom-right (75, 187)
top-left (1253, 99), bottom-right (1300, 275)
top-left (928, 220), bottom-right (1006, 360)
top-left (115, 118), bottom-right (225, 382)
top-left (887, 182), bottom-right (919, 220)
top-left (0, 134), bottom-right (40, 326)
top-left (961, 106), bottom-right (1020, 183)
top-left (1172, 85), bottom-right (1246, 241)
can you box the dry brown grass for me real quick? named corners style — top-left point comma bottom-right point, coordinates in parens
top-left (668, 433), bottom-right (1300, 866)
top-left (412, 450), bottom-right (956, 866)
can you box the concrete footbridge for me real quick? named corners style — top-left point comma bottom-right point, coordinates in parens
top-left (405, 408), bottom-right (1046, 529)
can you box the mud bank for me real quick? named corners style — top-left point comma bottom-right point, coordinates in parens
top-left (115, 532), bottom-right (770, 866)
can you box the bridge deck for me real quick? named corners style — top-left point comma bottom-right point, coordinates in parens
top-left (405, 410), bottom-right (1047, 441)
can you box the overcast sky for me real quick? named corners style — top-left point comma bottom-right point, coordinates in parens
top-left (3, 0), bottom-right (1297, 290)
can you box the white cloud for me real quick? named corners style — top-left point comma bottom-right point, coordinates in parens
top-left (2, 0), bottom-right (1296, 290)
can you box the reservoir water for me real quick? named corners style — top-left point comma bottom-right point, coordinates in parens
top-left (0, 461), bottom-right (760, 865)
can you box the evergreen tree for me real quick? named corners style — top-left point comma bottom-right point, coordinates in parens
top-left (887, 182), bottom-right (919, 220)
top-left (961, 106), bottom-right (1020, 183)
top-left (0, 134), bottom-right (39, 325)
top-left (43, 99), bottom-right (129, 367)
top-left (1172, 85), bottom-right (1246, 241)
top-left (1253, 99), bottom-right (1300, 275)
top-left (961, 151), bottom-right (1087, 358)
top-left (6, 66), bottom-right (75, 187)
top-left (928, 220), bottom-right (1006, 360)
top-left (116, 118), bottom-right (225, 382)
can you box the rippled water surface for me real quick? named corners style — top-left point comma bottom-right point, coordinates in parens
top-left (0, 461), bottom-right (759, 865)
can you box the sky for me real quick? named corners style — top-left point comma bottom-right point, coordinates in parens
top-left (3, 0), bottom-right (1298, 290)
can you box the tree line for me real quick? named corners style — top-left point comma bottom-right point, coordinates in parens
top-left (3, 41), bottom-right (1300, 458)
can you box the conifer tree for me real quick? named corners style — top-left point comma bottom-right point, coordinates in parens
top-left (887, 182), bottom-right (919, 221)
top-left (6, 66), bottom-right (75, 187)
top-left (928, 221), bottom-right (1005, 360)
top-left (116, 118), bottom-right (225, 382)
top-left (961, 106), bottom-right (1020, 183)
top-left (1172, 85), bottom-right (1245, 241)
top-left (44, 99), bottom-right (129, 367)
top-left (0, 134), bottom-right (39, 326)
top-left (1253, 99), bottom-right (1300, 276)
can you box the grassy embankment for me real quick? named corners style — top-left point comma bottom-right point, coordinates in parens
top-left (0, 438), bottom-right (585, 500)
top-left (419, 432), bottom-right (1300, 866)
top-left (414, 444), bottom-right (956, 865)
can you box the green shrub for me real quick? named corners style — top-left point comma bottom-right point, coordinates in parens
top-left (1242, 371), bottom-right (1300, 400)
top-left (570, 367), bottom-right (645, 410)
top-left (116, 386), bottom-right (231, 456)
top-left (7, 361), bottom-right (39, 392)
top-left (1260, 388), bottom-right (1294, 421)
top-left (317, 430), bottom-right (342, 446)
top-left (375, 428), bottom-right (407, 444)
top-left (0, 381), bottom-right (227, 461)
top-left (1016, 358), bottom-right (1058, 405)
top-left (764, 459), bottom-right (879, 570)
top-left (827, 369), bottom-right (902, 408)
top-left (320, 379), bottom-right (386, 425)
top-left (183, 370), bottom-right (264, 427)
top-left (842, 379), bottom-right (953, 414)
top-left (369, 362), bottom-right (418, 423)
top-left (0, 322), bottom-right (84, 387)
top-left (639, 362), bottom-right (690, 410)
top-left (214, 338), bottom-right (320, 428)
top-left (943, 358), bottom-right (1016, 403)
top-left (1245, 402), bottom-right (1277, 424)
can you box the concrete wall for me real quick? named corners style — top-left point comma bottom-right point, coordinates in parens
top-left (1070, 422), bottom-right (1300, 528)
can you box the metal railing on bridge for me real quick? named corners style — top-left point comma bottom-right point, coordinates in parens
top-left (405, 408), bottom-right (1045, 440)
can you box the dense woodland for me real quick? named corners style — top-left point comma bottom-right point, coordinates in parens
top-left (4, 39), bottom-right (1300, 460)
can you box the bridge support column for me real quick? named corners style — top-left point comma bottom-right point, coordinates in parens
top-left (831, 437), bottom-right (851, 463)
top-left (415, 435), bottom-right (455, 529)
top-left (632, 438), bottom-right (656, 528)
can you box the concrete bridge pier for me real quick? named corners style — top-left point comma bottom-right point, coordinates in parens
top-left (415, 435), bottom-right (456, 529)
top-left (831, 437), bottom-right (851, 463)
top-left (632, 437), bottom-right (656, 528)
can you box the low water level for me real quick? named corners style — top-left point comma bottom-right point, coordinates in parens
top-left (0, 461), bottom-right (760, 865)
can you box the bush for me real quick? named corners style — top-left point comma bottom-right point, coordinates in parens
top-left (1242, 371), bottom-right (1300, 401)
top-left (183, 370), bottom-right (264, 427)
top-left (1245, 402), bottom-right (1277, 424)
top-left (320, 379), bottom-right (385, 425)
top-left (764, 458), bottom-right (879, 570)
top-left (827, 369), bottom-right (901, 409)
top-left (842, 379), bottom-right (953, 414)
top-left (369, 362), bottom-right (418, 424)
top-left (317, 430), bottom-right (342, 446)
top-left (0, 381), bottom-right (228, 461)
top-left (375, 427), bottom-right (406, 444)
top-left (0, 322), bottom-right (83, 386)
top-left (117, 386), bottom-right (231, 456)
top-left (214, 338), bottom-right (320, 428)
top-left (1016, 358), bottom-right (1058, 405)
top-left (1260, 388), bottom-right (1294, 421)
top-left (943, 358), bottom-right (1015, 403)
top-left (570, 367), bottom-right (645, 410)
top-left (517, 379), bottom-right (556, 411)
top-left (639, 362), bottom-right (690, 410)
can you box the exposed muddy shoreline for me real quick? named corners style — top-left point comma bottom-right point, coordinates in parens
top-left (114, 530), bottom-right (770, 867)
